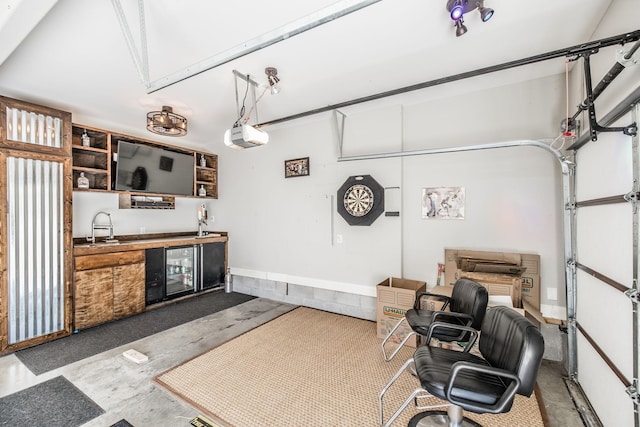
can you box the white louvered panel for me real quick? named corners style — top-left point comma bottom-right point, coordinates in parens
top-left (6, 156), bottom-right (65, 344)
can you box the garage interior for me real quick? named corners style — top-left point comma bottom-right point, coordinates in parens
top-left (0, 0), bottom-right (639, 426)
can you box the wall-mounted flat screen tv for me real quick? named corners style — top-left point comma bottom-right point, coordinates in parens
top-left (114, 140), bottom-right (194, 196)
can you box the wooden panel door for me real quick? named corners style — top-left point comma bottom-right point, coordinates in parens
top-left (74, 268), bottom-right (113, 329)
top-left (113, 263), bottom-right (145, 320)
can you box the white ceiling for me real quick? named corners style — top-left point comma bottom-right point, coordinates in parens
top-left (0, 0), bottom-right (623, 151)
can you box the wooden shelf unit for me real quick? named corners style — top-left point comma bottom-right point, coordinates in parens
top-left (118, 193), bottom-right (176, 209)
top-left (195, 153), bottom-right (218, 198)
top-left (71, 124), bottom-right (218, 199)
top-left (71, 125), bottom-right (110, 191)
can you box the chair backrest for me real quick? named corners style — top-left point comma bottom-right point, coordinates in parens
top-left (479, 306), bottom-right (545, 397)
top-left (449, 279), bottom-right (489, 330)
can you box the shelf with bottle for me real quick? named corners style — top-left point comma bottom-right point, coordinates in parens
top-left (72, 125), bottom-right (110, 191)
top-left (195, 152), bottom-right (218, 198)
top-left (197, 153), bottom-right (216, 169)
top-left (195, 182), bottom-right (217, 198)
top-left (72, 168), bottom-right (110, 191)
top-left (72, 126), bottom-right (109, 150)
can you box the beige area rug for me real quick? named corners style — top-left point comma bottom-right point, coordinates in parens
top-left (154, 307), bottom-right (545, 427)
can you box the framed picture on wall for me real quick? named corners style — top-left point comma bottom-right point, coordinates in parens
top-left (422, 187), bottom-right (465, 219)
top-left (284, 157), bottom-right (310, 178)
top-left (159, 155), bottom-right (174, 172)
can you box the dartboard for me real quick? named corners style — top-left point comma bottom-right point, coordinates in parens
top-left (337, 175), bottom-right (384, 226)
top-left (343, 184), bottom-right (374, 217)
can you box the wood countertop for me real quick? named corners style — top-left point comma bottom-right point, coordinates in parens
top-left (73, 232), bottom-right (228, 256)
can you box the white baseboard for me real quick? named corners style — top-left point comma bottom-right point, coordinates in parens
top-left (230, 268), bottom-right (377, 297)
top-left (231, 267), bottom-right (567, 320)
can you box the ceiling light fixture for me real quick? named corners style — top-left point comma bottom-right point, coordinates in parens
top-left (478, 2), bottom-right (494, 22)
top-left (455, 19), bottom-right (468, 37)
top-left (449, 1), bottom-right (464, 20)
top-left (446, 0), bottom-right (493, 37)
top-left (265, 67), bottom-right (280, 95)
top-left (146, 106), bottom-right (187, 136)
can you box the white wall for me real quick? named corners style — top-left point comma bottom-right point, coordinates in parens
top-left (219, 73), bottom-right (566, 316)
top-left (73, 71), bottom-right (568, 315)
top-left (73, 192), bottom-right (217, 238)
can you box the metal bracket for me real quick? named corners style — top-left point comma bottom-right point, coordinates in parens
top-left (626, 384), bottom-right (640, 405)
top-left (625, 191), bottom-right (640, 203)
top-left (567, 258), bottom-right (577, 271)
top-left (231, 70), bottom-right (260, 125)
top-left (624, 190), bottom-right (640, 214)
top-left (580, 53), bottom-right (637, 141)
top-left (617, 49), bottom-right (638, 67)
top-left (625, 288), bottom-right (640, 304)
top-left (334, 110), bottom-right (347, 158)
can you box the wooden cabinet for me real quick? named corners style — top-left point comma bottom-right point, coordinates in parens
top-left (74, 268), bottom-right (113, 328)
top-left (113, 263), bottom-right (146, 319)
top-left (71, 126), bottom-right (110, 191)
top-left (71, 124), bottom-right (218, 199)
top-left (195, 153), bottom-right (218, 198)
top-left (74, 250), bottom-right (145, 329)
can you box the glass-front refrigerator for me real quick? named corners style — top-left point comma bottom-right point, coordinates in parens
top-left (165, 245), bottom-right (197, 298)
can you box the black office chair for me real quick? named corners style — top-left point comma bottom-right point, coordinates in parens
top-left (381, 278), bottom-right (489, 361)
top-left (380, 306), bottom-right (544, 427)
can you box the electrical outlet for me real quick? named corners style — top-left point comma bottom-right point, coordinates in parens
top-left (139, 227), bottom-right (146, 234)
top-left (336, 234), bottom-right (343, 244)
top-left (547, 287), bottom-right (557, 301)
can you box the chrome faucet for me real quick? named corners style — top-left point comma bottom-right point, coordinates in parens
top-left (88, 211), bottom-right (115, 243)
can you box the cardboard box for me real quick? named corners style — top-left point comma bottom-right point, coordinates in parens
top-left (459, 271), bottom-right (522, 308)
top-left (520, 253), bottom-right (541, 311)
top-left (376, 277), bottom-right (426, 347)
top-left (488, 295), bottom-right (526, 317)
top-left (444, 249), bottom-right (540, 311)
top-left (421, 285), bottom-right (453, 311)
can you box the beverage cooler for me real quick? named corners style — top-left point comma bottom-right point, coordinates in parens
top-left (145, 242), bottom-right (225, 305)
top-left (166, 246), bottom-right (197, 298)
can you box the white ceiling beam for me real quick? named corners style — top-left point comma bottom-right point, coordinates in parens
top-left (111, 0), bottom-right (150, 87)
top-left (145, 0), bottom-right (382, 94)
top-left (0, 0), bottom-right (58, 67)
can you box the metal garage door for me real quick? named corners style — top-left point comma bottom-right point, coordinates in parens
top-left (570, 105), bottom-right (639, 426)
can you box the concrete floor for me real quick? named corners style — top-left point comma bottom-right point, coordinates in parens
top-left (0, 297), bottom-right (585, 427)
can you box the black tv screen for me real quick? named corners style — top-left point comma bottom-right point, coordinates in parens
top-left (115, 140), bottom-right (194, 196)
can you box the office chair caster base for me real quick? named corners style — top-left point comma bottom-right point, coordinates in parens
top-left (408, 410), bottom-right (482, 427)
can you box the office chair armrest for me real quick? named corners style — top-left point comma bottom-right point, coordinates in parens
top-left (445, 362), bottom-right (521, 414)
top-left (429, 311), bottom-right (474, 343)
top-left (430, 311), bottom-right (472, 325)
top-left (424, 322), bottom-right (478, 351)
top-left (414, 292), bottom-right (450, 310)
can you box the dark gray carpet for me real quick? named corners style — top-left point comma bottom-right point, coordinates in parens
top-left (15, 291), bottom-right (255, 375)
top-left (0, 375), bottom-right (104, 426)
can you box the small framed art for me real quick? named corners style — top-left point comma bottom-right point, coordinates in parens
top-left (159, 155), bottom-right (174, 172)
top-left (284, 157), bottom-right (310, 178)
